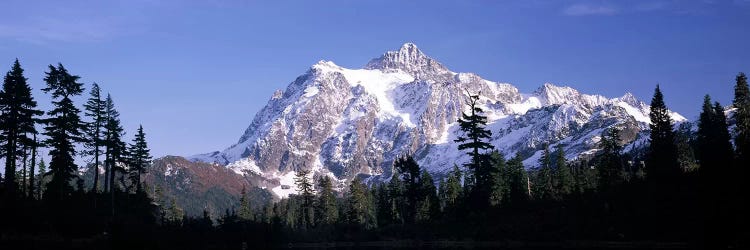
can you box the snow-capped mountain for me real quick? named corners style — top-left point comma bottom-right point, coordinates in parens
top-left (189, 43), bottom-right (686, 198)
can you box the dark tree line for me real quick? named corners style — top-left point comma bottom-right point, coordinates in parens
top-left (0, 60), bottom-right (157, 249)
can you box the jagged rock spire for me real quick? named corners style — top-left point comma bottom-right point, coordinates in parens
top-left (365, 43), bottom-right (449, 77)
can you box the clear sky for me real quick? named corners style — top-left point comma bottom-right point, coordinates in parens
top-left (1, 0), bottom-right (749, 160)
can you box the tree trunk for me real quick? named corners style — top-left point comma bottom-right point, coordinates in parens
top-left (21, 145), bottom-right (28, 198)
top-left (104, 149), bottom-right (110, 193)
top-left (92, 147), bottom-right (99, 193)
top-left (28, 133), bottom-right (37, 199)
top-left (4, 133), bottom-right (16, 198)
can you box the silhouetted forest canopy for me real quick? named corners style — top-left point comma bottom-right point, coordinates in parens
top-left (1, 60), bottom-right (749, 249)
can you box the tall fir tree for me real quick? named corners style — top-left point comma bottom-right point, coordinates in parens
top-left (732, 72), bottom-right (750, 182)
top-left (128, 125), bottom-right (152, 192)
top-left (346, 177), bottom-right (374, 228)
top-left (674, 123), bottom-right (698, 172)
top-left (393, 155), bottom-right (421, 223)
top-left (315, 176), bottom-right (338, 225)
top-left (535, 145), bottom-right (556, 200)
top-left (454, 92), bottom-right (494, 192)
top-left (387, 171), bottom-right (405, 224)
top-left (83, 83), bottom-right (106, 193)
top-left (0, 59), bottom-right (43, 198)
top-left (697, 95), bottom-right (733, 172)
top-left (488, 150), bottom-right (508, 206)
top-left (238, 186), bottom-right (252, 221)
top-left (440, 165), bottom-right (463, 211)
top-left (104, 94), bottom-right (126, 193)
top-left (554, 145), bottom-right (574, 196)
top-left (506, 154), bottom-right (529, 204)
top-left (293, 169), bottom-right (314, 228)
top-left (36, 158), bottom-right (46, 199)
top-left (646, 85), bottom-right (680, 183)
top-left (599, 127), bottom-right (624, 192)
top-left (41, 63), bottom-right (86, 200)
top-left (416, 170), bottom-right (440, 222)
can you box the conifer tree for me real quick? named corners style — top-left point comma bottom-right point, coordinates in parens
top-left (697, 96), bottom-right (732, 170)
top-left (345, 177), bottom-right (374, 228)
top-left (646, 85), bottom-right (680, 183)
top-left (393, 155), bottom-right (421, 223)
top-left (41, 63), bottom-right (86, 200)
top-left (104, 94), bottom-right (126, 193)
top-left (554, 145), bottom-right (574, 196)
top-left (387, 172), bottom-right (405, 224)
top-left (36, 158), bottom-right (46, 199)
top-left (128, 125), bottom-right (152, 192)
top-left (315, 176), bottom-right (338, 225)
top-left (416, 170), bottom-right (440, 222)
top-left (599, 127), bottom-right (624, 192)
top-left (535, 145), bottom-right (556, 200)
top-left (441, 165), bottom-right (462, 211)
top-left (733, 73), bottom-right (750, 175)
top-left (238, 187), bottom-right (252, 221)
top-left (375, 183), bottom-right (391, 226)
top-left (294, 169), bottom-right (314, 227)
top-left (674, 123), bottom-right (698, 172)
top-left (488, 150), bottom-right (508, 206)
top-left (507, 154), bottom-right (529, 204)
top-left (0, 59), bottom-right (43, 198)
top-left (83, 83), bottom-right (106, 193)
top-left (454, 92), bottom-right (494, 191)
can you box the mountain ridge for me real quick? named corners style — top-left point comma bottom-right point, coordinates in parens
top-left (186, 43), bottom-right (686, 198)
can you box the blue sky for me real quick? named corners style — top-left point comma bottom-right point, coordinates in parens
top-left (1, 0), bottom-right (749, 160)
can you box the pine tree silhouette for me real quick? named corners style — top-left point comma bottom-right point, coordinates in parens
top-left (0, 59), bottom-right (43, 199)
top-left (41, 63), bottom-right (86, 200)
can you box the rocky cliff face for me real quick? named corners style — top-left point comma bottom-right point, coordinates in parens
top-left (187, 43), bottom-right (686, 198)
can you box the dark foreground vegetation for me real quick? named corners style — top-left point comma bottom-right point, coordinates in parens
top-left (1, 59), bottom-right (749, 249)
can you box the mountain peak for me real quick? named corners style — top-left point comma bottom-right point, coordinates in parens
top-left (364, 43), bottom-right (448, 76)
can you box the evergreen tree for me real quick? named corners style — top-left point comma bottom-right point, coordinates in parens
top-left (646, 85), bottom-right (680, 183)
top-left (128, 125), bottom-right (152, 192)
top-left (416, 170), bottom-right (440, 222)
top-left (387, 172), bottom-right (405, 224)
top-left (393, 155), bottom-right (421, 223)
top-left (83, 83), bottom-right (106, 193)
top-left (441, 165), bottom-right (463, 211)
top-left (104, 94), bottom-right (126, 193)
top-left (375, 183), bottom-right (391, 226)
top-left (454, 92), bottom-right (494, 191)
top-left (345, 177), bottom-right (374, 228)
top-left (0, 59), bottom-right (43, 198)
top-left (535, 145), bottom-right (556, 200)
top-left (238, 187), bottom-right (252, 221)
top-left (41, 63), bottom-right (86, 200)
top-left (315, 176), bottom-right (338, 225)
top-left (488, 150), bottom-right (508, 206)
top-left (554, 145), bottom-right (574, 196)
top-left (167, 198), bottom-right (184, 224)
top-left (506, 154), bottom-right (529, 204)
top-left (733, 72), bottom-right (750, 183)
top-left (36, 158), bottom-right (46, 199)
top-left (599, 127), bottom-right (624, 192)
top-left (294, 169), bottom-right (314, 228)
top-left (674, 123), bottom-right (698, 172)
